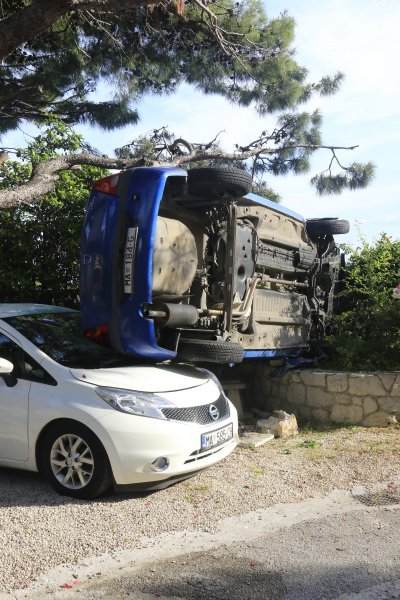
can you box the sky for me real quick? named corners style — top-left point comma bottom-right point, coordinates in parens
top-left (4, 0), bottom-right (400, 247)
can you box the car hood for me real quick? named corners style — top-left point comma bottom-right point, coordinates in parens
top-left (69, 363), bottom-right (210, 393)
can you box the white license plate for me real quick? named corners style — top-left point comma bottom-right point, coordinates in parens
top-left (201, 423), bottom-right (233, 451)
top-left (123, 227), bottom-right (138, 293)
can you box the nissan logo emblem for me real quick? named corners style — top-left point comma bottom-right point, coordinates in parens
top-left (208, 404), bottom-right (220, 421)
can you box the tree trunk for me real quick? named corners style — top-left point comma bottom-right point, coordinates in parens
top-left (0, 0), bottom-right (155, 61)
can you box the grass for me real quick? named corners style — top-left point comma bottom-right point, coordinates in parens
top-left (298, 439), bottom-right (317, 448)
top-left (177, 424), bottom-right (400, 508)
top-left (300, 422), bottom-right (365, 436)
top-left (257, 421), bottom-right (400, 462)
top-left (183, 480), bottom-right (212, 503)
top-left (250, 465), bottom-right (264, 476)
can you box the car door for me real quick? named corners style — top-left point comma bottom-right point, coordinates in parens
top-left (0, 330), bottom-right (30, 461)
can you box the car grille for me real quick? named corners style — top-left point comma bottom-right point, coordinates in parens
top-left (162, 393), bottom-right (229, 424)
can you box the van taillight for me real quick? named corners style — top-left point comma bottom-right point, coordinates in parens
top-left (92, 174), bottom-right (120, 196)
top-left (84, 324), bottom-right (110, 346)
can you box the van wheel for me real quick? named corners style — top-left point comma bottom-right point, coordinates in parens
top-left (40, 422), bottom-right (112, 499)
top-left (177, 339), bottom-right (244, 364)
top-left (187, 167), bottom-right (252, 198)
top-left (306, 218), bottom-right (350, 238)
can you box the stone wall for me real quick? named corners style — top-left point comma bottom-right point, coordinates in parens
top-left (253, 368), bottom-right (400, 427)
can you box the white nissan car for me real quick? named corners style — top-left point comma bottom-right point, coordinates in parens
top-left (0, 304), bottom-right (238, 499)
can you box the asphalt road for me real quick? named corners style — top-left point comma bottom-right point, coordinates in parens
top-left (13, 483), bottom-right (400, 600)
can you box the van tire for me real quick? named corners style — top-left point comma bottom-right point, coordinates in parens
top-left (177, 339), bottom-right (244, 364)
top-left (306, 218), bottom-right (350, 238)
top-left (188, 168), bottom-right (252, 198)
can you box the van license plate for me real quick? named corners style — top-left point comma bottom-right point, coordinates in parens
top-left (123, 227), bottom-right (138, 294)
top-left (201, 423), bottom-right (233, 451)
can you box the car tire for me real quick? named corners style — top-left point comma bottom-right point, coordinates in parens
top-left (177, 339), bottom-right (244, 364)
top-left (40, 421), bottom-right (113, 499)
top-left (306, 218), bottom-right (350, 238)
top-left (187, 167), bottom-right (253, 198)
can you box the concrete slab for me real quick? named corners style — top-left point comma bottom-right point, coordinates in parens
top-left (238, 432), bottom-right (274, 448)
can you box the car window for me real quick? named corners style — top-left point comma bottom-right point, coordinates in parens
top-left (23, 352), bottom-right (57, 386)
top-left (0, 332), bottom-right (57, 384)
top-left (0, 333), bottom-right (23, 378)
top-left (4, 312), bottom-right (137, 369)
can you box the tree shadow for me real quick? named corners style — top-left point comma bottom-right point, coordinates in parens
top-left (96, 551), bottom-right (400, 600)
top-left (0, 466), bottom-right (150, 507)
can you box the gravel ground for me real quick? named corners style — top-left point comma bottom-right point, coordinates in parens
top-left (0, 425), bottom-right (399, 592)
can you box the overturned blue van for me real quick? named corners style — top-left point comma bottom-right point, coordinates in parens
top-left (80, 167), bottom-right (348, 363)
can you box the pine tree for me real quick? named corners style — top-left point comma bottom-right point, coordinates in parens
top-left (0, 1), bottom-right (341, 133)
top-left (0, 0), bottom-right (374, 204)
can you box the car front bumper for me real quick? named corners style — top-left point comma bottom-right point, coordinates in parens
top-left (90, 400), bottom-right (239, 488)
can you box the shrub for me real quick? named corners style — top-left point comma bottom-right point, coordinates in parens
top-left (0, 122), bottom-right (107, 307)
top-left (325, 234), bottom-right (400, 371)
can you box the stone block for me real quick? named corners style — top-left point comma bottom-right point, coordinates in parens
top-left (378, 373), bottom-right (398, 392)
top-left (276, 415), bottom-right (299, 438)
top-left (326, 373), bottom-right (348, 393)
top-left (331, 404), bottom-right (363, 424)
top-left (363, 396), bottom-right (378, 416)
top-left (306, 387), bottom-right (335, 409)
top-left (280, 373), bottom-right (292, 384)
top-left (352, 397), bottom-right (363, 406)
top-left (275, 385), bottom-right (288, 402)
top-left (312, 408), bottom-right (330, 423)
top-left (290, 372), bottom-right (302, 383)
top-left (287, 383), bottom-right (306, 405)
top-left (377, 397), bottom-right (400, 417)
top-left (298, 406), bottom-right (312, 420)
top-left (337, 394), bottom-right (352, 406)
top-left (272, 409), bottom-right (287, 418)
top-left (390, 375), bottom-right (400, 397)
top-left (362, 412), bottom-right (398, 428)
top-left (257, 412), bottom-right (298, 438)
top-left (348, 374), bottom-right (386, 397)
top-left (299, 371), bottom-right (327, 387)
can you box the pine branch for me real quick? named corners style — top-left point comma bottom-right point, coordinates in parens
top-left (0, 141), bottom-right (361, 210)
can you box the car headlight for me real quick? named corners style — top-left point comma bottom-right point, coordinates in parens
top-left (201, 369), bottom-right (225, 395)
top-left (95, 387), bottom-right (175, 419)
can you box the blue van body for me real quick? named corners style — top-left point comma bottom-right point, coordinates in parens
top-left (81, 167), bottom-right (187, 360)
top-left (80, 167), bottom-right (341, 362)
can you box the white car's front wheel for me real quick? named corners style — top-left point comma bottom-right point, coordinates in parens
top-left (41, 422), bottom-right (112, 499)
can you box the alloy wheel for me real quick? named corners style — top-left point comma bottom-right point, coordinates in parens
top-left (50, 434), bottom-right (94, 490)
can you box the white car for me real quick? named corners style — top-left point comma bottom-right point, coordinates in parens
top-left (0, 304), bottom-right (238, 499)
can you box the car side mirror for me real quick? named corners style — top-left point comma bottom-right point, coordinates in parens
top-left (0, 358), bottom-right (13, 374)
top-left (0, 358), bottom-right (17, 387)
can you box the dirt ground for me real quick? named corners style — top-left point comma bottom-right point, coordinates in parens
top-left (0, 424), bottom-right (399, 593)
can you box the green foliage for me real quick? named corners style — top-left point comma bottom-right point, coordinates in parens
top-left (298, 439), bottom-right (317, 448)
top-left (1, 1), bottom-right (344, 134)
top-left (19, 119), bottom-right (83, 165)
top-left (250, 181), bottom-right (281, 203)
top-left (311, 161), bottom-right (375, 195)
top-left (115, 112), bottom-right (374, 200)
top-left (325, 234), bottom-right (400, 371)
top-left (0, 3), bottom-right (374, 199)
top-left (0, 122), bottom-right (107, 306)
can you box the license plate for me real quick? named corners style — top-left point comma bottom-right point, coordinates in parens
top-left (123, 227), bottom-right (138, 293)
top-left (201, 423), bottom-right (233, 451)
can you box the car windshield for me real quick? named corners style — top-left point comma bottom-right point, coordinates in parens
top-left (4, 312), bottom-right (138, 369)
